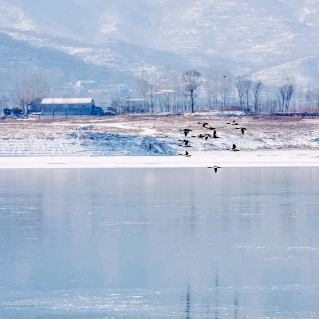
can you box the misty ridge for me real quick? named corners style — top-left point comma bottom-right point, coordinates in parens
top-left (1, 0), bottom-right (319, 112)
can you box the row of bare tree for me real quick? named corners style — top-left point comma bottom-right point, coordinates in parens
top-left (2, 68), bottom-right (319, 115)
top-left (0, 72), bottom-right (50, 114)
top-left (127, 69), bottom-right (305, 114)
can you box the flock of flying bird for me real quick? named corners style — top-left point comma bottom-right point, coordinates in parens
top-left (178, 119), bottom-right (247, 173)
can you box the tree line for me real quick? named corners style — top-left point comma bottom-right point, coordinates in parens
top-left (1, 68), bottom-right (319, 116)
top-left (0, 72), bottom-right (49, 116)
top-left (113, 68), bottom-right (319, 114)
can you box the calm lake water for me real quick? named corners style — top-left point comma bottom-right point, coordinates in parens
top-left (0, 168), bottom-right (319, 319)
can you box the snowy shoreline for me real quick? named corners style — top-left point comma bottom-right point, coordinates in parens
top-left (1, 113), bottom-right (319, 163)
top-left (0, 150), bottom-right (318, 169)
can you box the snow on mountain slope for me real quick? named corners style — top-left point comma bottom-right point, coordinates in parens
top-left (1, 0), bottom-right (319, 87)
top-left (0, 32), bottom-right (138, 91)
top-left (0, 0), bottom-right (35, 32)
top-left (0, 31), bottom-right (187, 92)
top-left (252, 55), bottom-right (319, 87)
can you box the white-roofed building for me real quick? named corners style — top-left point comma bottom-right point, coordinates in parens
top-left (41, 98), bottom-right (95, 105)
top-left (29, 98), bottom-right (103, 117)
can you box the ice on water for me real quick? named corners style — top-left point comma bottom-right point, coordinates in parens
top-left (1, 167), bottom-right (319, 318)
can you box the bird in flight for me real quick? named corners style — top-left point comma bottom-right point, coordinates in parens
top-left (208, 165), bottom-right (221, 173)
top-left (182, 129), bottom-right (192, 137)
top-left (198, 122), bottom-right (209, 128)
top-left (198, 133), bottom-right (211, 140)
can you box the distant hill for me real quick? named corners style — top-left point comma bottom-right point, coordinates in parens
top-left (1, 0), bottom-right (319, 90)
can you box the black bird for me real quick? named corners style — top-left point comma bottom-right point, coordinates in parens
top-left (182, 129), bottom-right (192, 137)
top-left (212, 130), bottom-right (220, 138)
top-left (208, 165), bottom-right (221, 173)
top-left (178, 139), bottom-right (190, 145)
top-left (198, 122), bottom-right (209, 128)
top-left (199, 133), bottom-right (211, 140)
top-left (179, 150), bottom-right (191, 157)
top-left (229, 143), bottom-right (239, 151)
top-left (178, 139), bottom-right (191, 147)
top-left (206, 126), bottom-right (216, 130)
top-left (227, 143), bottom-right (239, 151)
top-left (235, 127), bottom-right (247, 135)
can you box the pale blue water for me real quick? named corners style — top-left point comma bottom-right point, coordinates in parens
top-left (0, 168), bottom-right (319, 319)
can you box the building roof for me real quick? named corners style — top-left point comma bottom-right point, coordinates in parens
top-left (151, 89), bottom-right (177, 95)
top-left (75, 80), bottom-right (96, 87)
top-left (41, 98), bottom-right (94, 105)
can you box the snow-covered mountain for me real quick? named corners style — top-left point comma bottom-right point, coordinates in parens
top-left (1, 0), bottom-right (319, 90)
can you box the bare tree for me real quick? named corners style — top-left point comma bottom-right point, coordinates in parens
top-left (279, 77), bottom-right (295, 111)
top-left (137, 71), bottom-right (152, 113)
top-left (14, 70), bottom-right (50, 114)
top-left (205, 70), bottom-right (233, 110)
top-left (159, 66), bottom-right (176, 113)
top-left (205, 70), bottom-right (221, 109)
top-left (315, 86), bottom-right (319, 111)
top-left (150, 66), bottom-right (180, 113)
top-left (220, 73), bottom-right (233, 109)
top-left (253, 81), bottom-right (263, 113)
top-left (0, 95), bottom-right (9, 115)
top-left (276, 91), bottom-right (284, 112)
top-left (303, 87), bottom-right (319, 111)
top-left (244, 79), bottom-right (252, 111)
top-left (172, 73), bottom-right (186, 113)
top-left (110, 96), bottom-right (122, 113)
top-left (182, 69), bottom-right (202, 113)
top-left (294, 88), bottom-right (304, 112)
top-left (304, 89), bottom-right (312, 109)
top-left (235, 76), bottom-right (247, 110)
top-left (263, 90), bottom-right (278, 113)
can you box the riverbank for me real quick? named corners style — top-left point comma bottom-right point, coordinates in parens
top-left (0, 112), bottom-right (319, 158)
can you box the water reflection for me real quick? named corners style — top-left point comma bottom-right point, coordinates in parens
top-left (186, 283), bottom-right (191, 319)
top-left (234, 294), bottom-right (238, 319)
top-left (215, 271), bottom-right (219, 319)
top-left (0, 168), bottom-right (319, 318)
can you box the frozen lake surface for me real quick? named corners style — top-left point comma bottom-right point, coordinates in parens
top-left (0, 168), bottom-right (319, 318)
